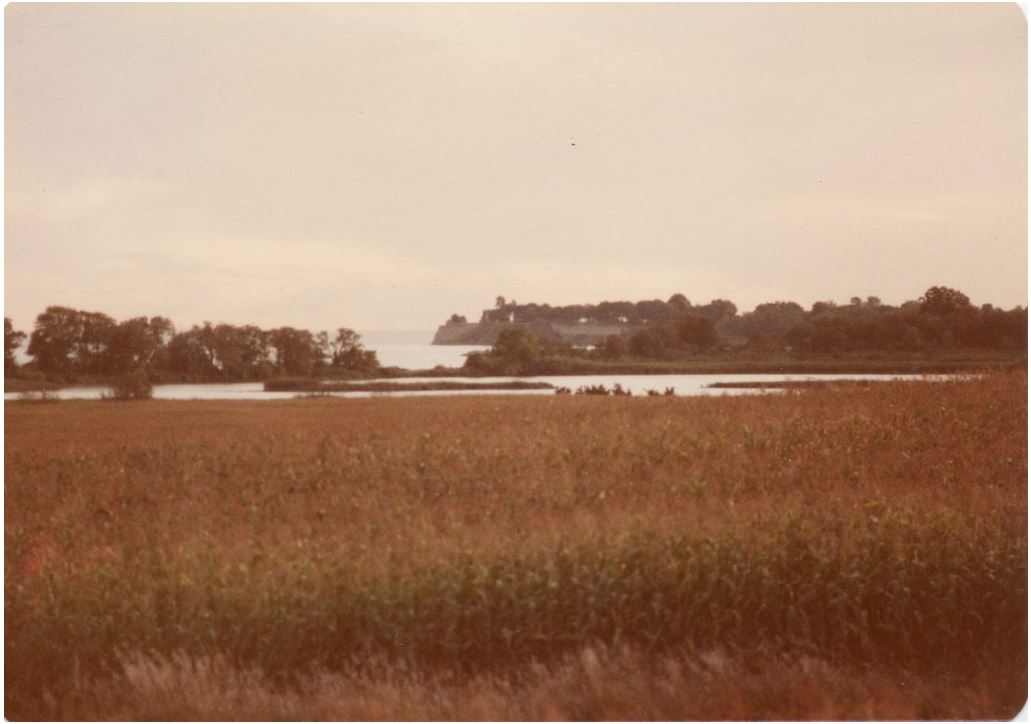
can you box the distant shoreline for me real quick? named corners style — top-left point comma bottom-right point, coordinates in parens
top-left (398, 357), bottom-right (1024, 378)
top-left (6, 355), bottom-right (1024, 394)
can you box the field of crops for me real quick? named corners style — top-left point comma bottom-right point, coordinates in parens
top-left (5, 372), bottom-right (1027, 719)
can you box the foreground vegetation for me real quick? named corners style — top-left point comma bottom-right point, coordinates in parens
top-left (5, 372), bottom-right (1027, 719)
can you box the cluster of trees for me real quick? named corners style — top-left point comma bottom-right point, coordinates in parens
top-left (468, 287), bottom-right (1027, 365)
top-left (720, 287), bottom-right (1026, 355)
top-left (464, 326), bottom-right (573, 375)
top-left (619, 312), bottom-right (720, 359)
top-left (474, 295), bottom-right (738, 325)
top-left (5, 306), bottom-right (379, 381)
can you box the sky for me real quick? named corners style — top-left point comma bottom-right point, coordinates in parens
top-left (5, 3), bottom-right (1027, 334)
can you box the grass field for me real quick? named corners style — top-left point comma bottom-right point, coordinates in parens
top-left (5, 372), bottom-right (1027, 719)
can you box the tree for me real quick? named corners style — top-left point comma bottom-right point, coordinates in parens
top-left (236, 325), bottom-right (273, 378)
top-left (628, 328), bottom-right (664, 358)
top-left (27, 306), bottom-right (82, 375)
top-left (447, 313), bottom-right (468, 325)
top-left (77, 311), bottom-right (117, 374)
top-left (667, 293), bottom-right (690, 311)
top-left (166, 326), bottom-right (221, 380)
top-left (920, 286), bottom-right (972, 316)
top-left (312, 331), bottom-right (331, 372)
top-left (331, 328), bottom-right (362, 363)
top-left (106, 316), bottom-right (175, 373)
top-left (676, 313), bottom-right (718, 348)
top-left (493, 326), bottom-right (541, 366)
top-left (206, 324), bottom-right (274, 379)
top-left (635, 299), bottom-right (670, 323)
top-left (104, 369), bottom-right (153, 401)
top-left (331, 328), bottom-right (379, 372)
top-left (271, 327), bottom-right (316, 377)
top-left (739, 302), bottom-right (806, 346)
top-left (601, 334), bottom-right (626, 360)
top-left (5, 318), bottom-right (26, 373)
top-left (697, 299), bottom-right (738, 323)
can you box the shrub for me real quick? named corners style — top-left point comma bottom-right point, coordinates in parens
top-left (104, 369), bottom-right (153, 401)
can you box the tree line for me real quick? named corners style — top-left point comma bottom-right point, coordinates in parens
top-left (5, 306), bottom-right (379, 382)
top-left (467, 294), bottom-right (738, 326)
top-left (718, 287), bottom-right (1026, 356)
top-left (464, 286), bottom-right (1027, 372)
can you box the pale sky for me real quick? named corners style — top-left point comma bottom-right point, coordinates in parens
top-left (5, 3), bottom-right (1027, 333)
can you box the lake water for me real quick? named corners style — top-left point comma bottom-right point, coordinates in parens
top-left (5, 372), bottom-right (935, 402)
top-left (370, 342), bottom-right (489, 370)
top-left (4, 334), bottom-right (941, 401)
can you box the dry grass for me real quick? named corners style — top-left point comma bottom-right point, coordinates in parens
top-left (5, 372), bottom-right (1027, 719)
top-left (41, 647), bottom-right (1026, 721)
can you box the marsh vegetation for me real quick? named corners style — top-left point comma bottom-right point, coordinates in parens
top-left (4, 372), bottom-right (1027, 719)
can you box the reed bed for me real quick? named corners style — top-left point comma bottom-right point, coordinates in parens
top-left (5, 371), bottom-right (1027, 719)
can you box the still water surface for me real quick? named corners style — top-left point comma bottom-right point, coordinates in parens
top-left (6, 374), bottom-right (933, 401)
top-left (4, 339), bottom-right (938, 401)
top-left (372, 343), bottom-right (489, 370)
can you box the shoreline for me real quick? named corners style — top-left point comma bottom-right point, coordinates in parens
top-left (6, 356), bottom-right (1024, 393)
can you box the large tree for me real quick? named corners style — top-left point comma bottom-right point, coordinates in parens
top-left (107, 316), bottom-right (175, 373)
top-left (27, 306), bottom-right (84, 375)
top-left (920, 286), bottom-right (972, 316)
top-left (675, 313), bottom-right (718, 349)
top-left (270, 327), bottom-right (316, 377)
top-left (166, 325), bottom-right (220, 379)
top-left (330, 328), bottom-right (378, 371)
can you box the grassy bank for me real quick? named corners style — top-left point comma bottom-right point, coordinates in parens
top-left (263, 378), bottom-right (553, 392)
top-left (5, 372), bottom-right (1027, 719)
top-left (708, 379), bottom-right (891, 390)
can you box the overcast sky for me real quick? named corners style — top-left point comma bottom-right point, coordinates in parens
top-left (5, 3), bottom-right (1027, 333)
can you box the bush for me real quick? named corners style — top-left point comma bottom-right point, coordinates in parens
top-left (104, 369), bottom-right (153, 401)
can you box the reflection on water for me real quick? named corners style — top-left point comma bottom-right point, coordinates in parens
top-left (6, 373), bottom-right (933, 402)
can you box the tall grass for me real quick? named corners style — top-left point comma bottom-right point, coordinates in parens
top-left (5, 372), bottom-right (1027, 719)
